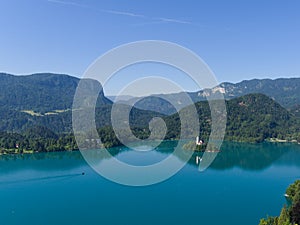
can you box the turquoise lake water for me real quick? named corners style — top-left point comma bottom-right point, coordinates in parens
top-left (1, 141), bottom-right (300, 225)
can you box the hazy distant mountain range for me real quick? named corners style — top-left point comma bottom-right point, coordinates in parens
top-left (111, 78), bottom-right (300, 115)
top-left (0, 73), bottom-right (299, 144)
top-left (2, 72), bottom-right (300, 115)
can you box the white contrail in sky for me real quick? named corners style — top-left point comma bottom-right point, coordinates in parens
top-left (156, 17), bottom-right (192, 25)
top-left (47, 0), bottom-right (192, 25)
top-left (47, 0), bottom-right (88, 7)
top-left (100, 9), bottom-right (146, 18)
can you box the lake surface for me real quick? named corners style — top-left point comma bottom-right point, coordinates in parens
top-left (1, 141), bottom-right (300, 225)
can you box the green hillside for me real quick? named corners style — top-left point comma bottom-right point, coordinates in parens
top-left (164, 93), bottom-right (300, 143)
top-left (2, 93), bottom-right (299, 154)
top-left (0, 73), bottom-right (111, 113)
top-left (1, 73), bottom-right (300, 154)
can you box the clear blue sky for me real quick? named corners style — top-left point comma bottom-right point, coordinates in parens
top-left (0, 0), bottom-right (300, 94)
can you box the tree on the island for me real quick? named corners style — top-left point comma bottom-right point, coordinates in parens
top-left (258, 216), bottom-right (277, 225)
top-left (277, 206), bottom-right (291, 225)
top-left (290, 194), bottom-right (300, 224)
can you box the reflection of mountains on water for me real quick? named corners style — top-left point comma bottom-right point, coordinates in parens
top-left (1, 141), bottom-right (300, 176)
top-left (151, 141), bottom-right (300, 171)
top-left (146, 141), bottom-right (300, 171)
top-left (187, 142), bottom-right (300, 171)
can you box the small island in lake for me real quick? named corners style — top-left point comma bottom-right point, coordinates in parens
top-left (182, 137), bottom-right (220, 152)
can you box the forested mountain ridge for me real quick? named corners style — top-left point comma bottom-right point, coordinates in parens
top-left (204, 78), bottom-right (300, 108)
top-left (116, 77), bottom-right (300, 115)
top-left (163, 93), bottom-right (300, 143)
top-left (1, 73), bottom-right (300, 154)
top-left (0, 72), bottom-right (112, 113)
top-left (1, 93), bottom-right (300, 153)
top-left (2, 72), bottom-right (300, 115)
top-left (0, 104), bottom-right (163, 133)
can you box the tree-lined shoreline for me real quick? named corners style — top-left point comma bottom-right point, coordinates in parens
top-left (259, 180), bottom-right (300, 225)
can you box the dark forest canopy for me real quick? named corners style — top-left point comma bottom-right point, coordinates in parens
top-left (1, 73), bottom-right (300, 153)
top-left (1, 93), bottom-right (300, 154)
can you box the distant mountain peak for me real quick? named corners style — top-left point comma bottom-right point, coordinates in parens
top-left (121, 77), bottom-right (300, 115)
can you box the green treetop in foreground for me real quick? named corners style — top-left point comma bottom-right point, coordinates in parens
top-left (259, 180), bottom-right (300, 225)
